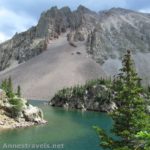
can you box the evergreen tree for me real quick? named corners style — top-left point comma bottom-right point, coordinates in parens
top-left (7, 76), bottom-right (14, 98)
top-left (95, 50), bottom-right (150, 150)
top-left (1, 77), bottom-right (23, 118)
top-left (17, 85), bottom-right (21, 97)
top-left (1, 79), bottom-right (8, 92)
top-left (9, 97), bottom-right (23, 118)
top-left (1, 77), bottom-right (14, 98)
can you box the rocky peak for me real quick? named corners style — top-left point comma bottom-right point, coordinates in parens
top-left (42, 6), bottom-right (71, 19)
top-left (50, 6), bottom-right (58, 10)
top-left (103, 7), bottom-right (137, 17)
top-left (60, 6), bottom-right (71, 13)
top-left (109, 7), bottom-right (132, 12)
top-left (43, 6), bottom-right (58, 18)
top-left (76, 5), bottom-right (95, 14)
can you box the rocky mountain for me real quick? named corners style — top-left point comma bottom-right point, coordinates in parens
top-left (0, 5), bottom-right (150, 99)
top-left (0, 5), bottom-right (94, 71)
top-left (85, 8), bottom-right (150, 85)
top-left (67, 7), bottom-right (150, 85)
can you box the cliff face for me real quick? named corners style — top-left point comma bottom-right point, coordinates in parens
top-left (0, 27), bottom-right (47, 71)
top-left (0, 5), bottom-right (97, 71)
top-left (36, 6), bottom-right (72, 38)
top-left (1, 6), bottom-right (150, 84)
top-left (0, 6), bottom-right (71, 71)
top-left (87, 8), bottom-right (150, 61)
top-left (35, 5), bottom-right (97, 41)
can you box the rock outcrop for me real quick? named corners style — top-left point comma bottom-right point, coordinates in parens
top-left (49, 78), bottom-right (150, 113)
top-left (0, 27), bottom-right (47, 71)
top-left (0, 89), bottom-right (46, 129)
top-left (49, 79), bottom-right (117, 112)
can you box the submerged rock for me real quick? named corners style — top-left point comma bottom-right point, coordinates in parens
top-left (63, 103), bottom-right (69, 110)
top-left (100, 102), bottom-right (117, 113)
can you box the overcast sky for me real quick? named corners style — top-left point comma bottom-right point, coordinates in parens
top-left (0, 0), bottom-right (150, 43)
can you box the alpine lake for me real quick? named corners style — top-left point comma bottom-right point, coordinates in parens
top-left (0, 100), bottom-right (113, 150)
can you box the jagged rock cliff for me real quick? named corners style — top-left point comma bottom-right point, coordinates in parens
top-left (0, 5), bottom-right (99, 71)
top-left (0, 27), bottom-right (47, 71)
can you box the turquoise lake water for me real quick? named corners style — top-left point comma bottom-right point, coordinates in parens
top-left (0, 101), bottom-right (112, 150)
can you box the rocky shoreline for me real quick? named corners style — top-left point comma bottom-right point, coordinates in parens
top-left (50, 101), bottom-right (117, 113)
top-left (49, 79), bottom-right (117, 113)
top-left (49, 78), bottom-right (150, 113)
top-left (0, 89), bottom-right (47, 130)
top-left (0, 114), bottom-right (47, 130)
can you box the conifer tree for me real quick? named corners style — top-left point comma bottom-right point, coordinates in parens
top-left (7, 76), bottom-right (14, 98)
top-left (95, 50), bottom-right (150, 150)
top-left (1, 79), bottom-right (8, 92)
top-left (17, 85), bottom-right (21, 97)
top-left (1, 77), bottom-right (14, 98)
top-left (1, 77), bottom-right (23, 117)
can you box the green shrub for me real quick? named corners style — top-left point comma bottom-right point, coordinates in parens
top-left (9, 97), bottom-right (23, 118)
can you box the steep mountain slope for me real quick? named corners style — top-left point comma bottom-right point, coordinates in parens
top-left (88, 8), bottom-right (150, 85)
top-left (70, 7), bottom-right (150, 85)
top-left (0, 33), bottom-right (105, 100)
